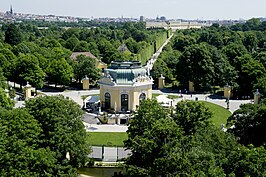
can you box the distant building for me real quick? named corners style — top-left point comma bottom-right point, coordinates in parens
top-left (98, 61), bottom-right (153, 112)
top-left (140, 16), bottom-right (145, 22)
top-left (4, 5), bottom-right (14, 18)
top-left (70, 52), bottom-right (107, 70)
top-left (160, 16), bottom-right (167, 21)
top-left (146, 20), bottom-right (203, 31)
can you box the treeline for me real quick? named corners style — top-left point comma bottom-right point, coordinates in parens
top-left (0, 21), bottom-right (169, 89)
top-left (154, 18), bottom-right (266, 98)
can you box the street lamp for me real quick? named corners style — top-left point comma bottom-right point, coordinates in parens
top-left (226, 98), bottom-right (230, 109)
top-left (254, 89), bottom-right (260, 104)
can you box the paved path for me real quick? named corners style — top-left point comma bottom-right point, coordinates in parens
top-left (44, 89), bottom-right (100, 107)
top-left (145, 34), bottom-right (174, 72)
top-left (84, 122), bottom-right (128, 132)
top-left (16, 88), bottom-right (250, 113)
top-left (152, 89), bottom-right (251, 113)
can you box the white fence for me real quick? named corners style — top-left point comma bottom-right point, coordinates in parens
top-left (88, 146), bottom-right (131, 162)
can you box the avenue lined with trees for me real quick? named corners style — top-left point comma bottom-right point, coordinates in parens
top-left (154, 18), bottom-right (266, 98)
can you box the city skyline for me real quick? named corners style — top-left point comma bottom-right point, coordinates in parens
top-left (1, 0), bottom-right (266, 20)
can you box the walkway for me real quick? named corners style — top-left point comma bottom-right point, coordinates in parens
top-left (145, 33), bottom-right (174, 72)
top-left (15, 88), bottom-right (250, 113)
top-left (152, 89), bottom-right (250, 113)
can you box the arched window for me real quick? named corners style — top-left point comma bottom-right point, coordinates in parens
top-left (105, 92), bottom-right (111, 109)
top-left (139, 93), bottom-right (146, 103)
top-left (121, 94), bottom-right (128, 111)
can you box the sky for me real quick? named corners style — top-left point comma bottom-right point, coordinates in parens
top-left (0, 0), bottom-right (265, 20)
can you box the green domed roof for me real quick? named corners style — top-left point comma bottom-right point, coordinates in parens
top-left (99, 61), bottom-right (152, 85)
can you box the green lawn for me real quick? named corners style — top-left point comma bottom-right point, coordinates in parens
top-left (199, 101), bottom-right (232, 127)
top-left (87, 101), bottom-right (231, 147)
top-left (87, 132), bottom-right (128, 147)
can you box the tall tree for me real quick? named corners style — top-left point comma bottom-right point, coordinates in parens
top-left (4, 23), bottom-right (22, 45)
top-left (25, 95), bottom-right (91, 168)
top-left (73, 54), bottom-right (101, 83)
top-left (13, 54), bottom-right (46, 88)
top-left (0, 108), bottom-right (58, 176)
top-left (47, 58), bottom-right (74, 86)
top-left (0, 87), bottom-right (14, 110)
top-left (177, 43), bottom-right (215, 90)
top-left (227, 102), bottom-right (266, 147)
top-left (174, 100), bottom-right (212, 135)
top-left (153, 58), bottom-right (173, 83)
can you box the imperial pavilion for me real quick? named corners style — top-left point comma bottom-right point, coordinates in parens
top-left (98, 61), bottom-right (153, 112)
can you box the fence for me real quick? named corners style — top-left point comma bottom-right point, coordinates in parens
top-left (88, 146), bottom-right (131, 162)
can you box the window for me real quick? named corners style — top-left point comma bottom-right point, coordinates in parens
top-left (139, 93), bottom-right (146, 103)
top-left (105, 92), bottom-right (111, 109)
top-left (121, 94), bottom-right (128, 111)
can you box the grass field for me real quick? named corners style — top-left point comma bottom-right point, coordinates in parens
top-left (199, 101), bottom-right (232, 127)
top-left (87, 132), bottom-right (128, 147)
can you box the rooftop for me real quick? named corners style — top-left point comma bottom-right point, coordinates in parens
top-left (108, 61), bottom-right (142, 69)
top-left (99, 61), bottom-right (153, 86)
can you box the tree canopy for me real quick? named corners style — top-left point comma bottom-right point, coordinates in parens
top-left (0, 95), bottom-right (91, 176)
top-left (125, 99), bottom-right (266, 176)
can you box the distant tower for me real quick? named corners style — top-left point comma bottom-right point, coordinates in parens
top-left (140, 16), bottom-right (145, 22)
top-left (10, 5), bottom-right (13, 14)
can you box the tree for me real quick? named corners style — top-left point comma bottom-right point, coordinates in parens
top-left (0, 48), bottom-right (17, 80)
top-left (0, 108), bottom-right (59, 176)
top-left (40, 38), bottom-right (62, 48)
top-left (73, 54), bottom-right (101, 83)
top-left (0, 54), bottom-right (9, 72)
top-left (174, 100), bottom-right (212, 135)
top-left (225, 146), bottom-right (266, 177)
top-left (25, 95), bottom-right (91, 168)
top-left (209, 46), bottom-right (238, 87)
top-left (73, 40), bottom-right (89, 52)
top-left (0, 87), bottom-right (14, 109)
top-left (177, 43), bottom-right (215, 90)
top-left (125, 98), bottom-right (266, 176)
top-left (227, 102), bottom-right (266, 147)
top-left (65, 36), bottom-right (79, 51)
top-left (254, 51), bottom-right (266, 68)
top-left (13, 54), bottom-right (46, 88)
top-left (222, 43), bottom-right (248, 63)
top-left (0, 68), bottom-right (7, 89)
top-left (243, 31), bottom-right (258, 52)
top-left (47, 58), bottom-right (74, 86)
top-left (152, 58), bottom-right (173, 83)
top-left (158, 46), bottom-right (181, 76)
top-left (125, 99), bottom-right (185, 177)
top-left (12, 42), bottom-right (31, 56)
top-left (4, 23), bottom-right (22, 45)
top-left (233, 54), bottom-right (266, 96)
top-left (173, 34), bottom-right (196, 51)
